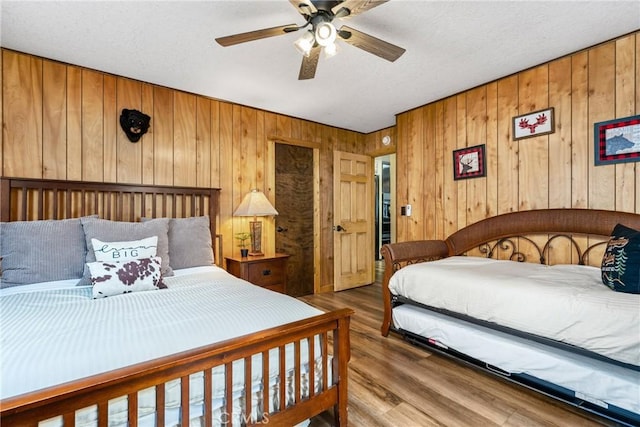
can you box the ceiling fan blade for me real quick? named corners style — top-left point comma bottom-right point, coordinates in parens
top-left (338, 25), bottom-right (405, 62)
top-left (298, 46), bottom-right (321, 80)
top-left (216, 24), bottom-right (299, 47)
top-left (331, 0), bottom-right (388, 18)
top-left (289, 0), bottom-right (317, 17)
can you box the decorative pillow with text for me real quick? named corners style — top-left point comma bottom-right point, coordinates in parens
top-left (91, 236), bottom-right (158, 263)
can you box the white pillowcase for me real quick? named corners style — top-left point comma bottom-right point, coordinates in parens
top-left (87, 257), bottom-right (166, 298)
top-left (91, 236), bottom-right (158, 262)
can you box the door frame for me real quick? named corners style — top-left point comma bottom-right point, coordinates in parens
top-left (268, 136), bottom-right (321, 294)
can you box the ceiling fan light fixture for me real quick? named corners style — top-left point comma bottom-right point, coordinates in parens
top-left (314, 21), bottom-right (336, 47)
top-left (323, 41), bottom-right (338, 58)
top-left (294, 30), bottom-right (315, 57)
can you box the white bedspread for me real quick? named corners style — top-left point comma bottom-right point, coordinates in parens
top-left (1, 266), bottom-right (323, 400)
top-left (388, 256), bottom-right (640, 367)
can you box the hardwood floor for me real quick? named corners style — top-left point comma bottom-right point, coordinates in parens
top-left (302, 271), bottom-right (615, 427)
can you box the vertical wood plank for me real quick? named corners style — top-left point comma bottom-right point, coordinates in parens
top-left (433, 101), bottom-right (445, 239)
top-left (571, 51), bottom-right (589, 209)
top-left (42, 59), bottom-right (67, 179)
top-left (265, 112), bottom-right (277, 255)
top-left (405, 109), bottom-right (423, 241)
top-left (219, 101), bottom-right (234, 260)
top-left (141, 83), bottom-right (155, 185)
top-left (103, 75), bottom-right (117, 183)
top-left (614, 34), bottom-right (636, 213)
top-left (423, 105), bottom-right (436, 239)
top-left (196, 96), bottom-right (212, 188)
top-left (496, 75), bottom-right (519, 214)
top-left (66, 65), bottom-right (82, 181)
top-left (465, 86), bottom-right (487, 227)
top-left (548, 57), bottom-right (572, 209)
top-left (173, 91), bottom-right (197, 187)
top-left (3, 51), bottom-right (43, 178)
top-left (153, 86), bottom-right (174, 186)
top-left (588, 42), bottom-right (616, 210)
top-left (455, 94), bottom-right (467, 229)
top-left (442, 97), bottom-right (458, 237)
top-left (395, 113), bottom-right (408, 242)
top-left (82, 69), bottom-right (104, 182)
top-left (210, 100), bottom-right (221, 189)
top-left (485, 82), bottom-right (498, 219)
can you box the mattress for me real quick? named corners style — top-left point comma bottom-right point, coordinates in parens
top-left (0, 266), bottom-right (326, 426)
top-left (392, 304), bottom-right (640, 416)
top-left (388, 256), bottom-right (640, 366)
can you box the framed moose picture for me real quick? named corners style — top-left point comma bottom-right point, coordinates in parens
top-left (513, 108), bottom-right (555, 140)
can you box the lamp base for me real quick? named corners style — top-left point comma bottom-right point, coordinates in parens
top-left (249, 220), bottom-right (263, 256)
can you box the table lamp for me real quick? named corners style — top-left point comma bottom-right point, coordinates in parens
top-left (233, 189), bottom-right (278, 256)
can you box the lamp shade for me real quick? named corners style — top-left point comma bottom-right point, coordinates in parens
top-left (234, 189), bottom-right (278, 217)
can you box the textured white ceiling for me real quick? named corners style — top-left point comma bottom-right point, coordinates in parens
top-left (2, 1), bottom-right (639, 133)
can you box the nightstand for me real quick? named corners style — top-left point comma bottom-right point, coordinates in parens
top-left (225, 253), bottom-right (289, 294)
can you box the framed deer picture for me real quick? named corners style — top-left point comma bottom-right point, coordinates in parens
top-left (513, 107), bottom-right (555, 140)
top-left (453, 144), bottom-right (486, 180)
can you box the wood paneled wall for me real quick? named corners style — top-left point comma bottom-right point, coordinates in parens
top-left (0, 49), bottom-right (366, 291)
top-left (2, 31), bottom-right (638, 285)
top-left (395, 32), bottom-right (640, 247)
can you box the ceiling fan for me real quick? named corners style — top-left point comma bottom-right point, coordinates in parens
top-left (215, 0), bottom-right (406, 80)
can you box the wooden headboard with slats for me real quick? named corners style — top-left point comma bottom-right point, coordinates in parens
top-left (0, 177), bottom-right (222, 263)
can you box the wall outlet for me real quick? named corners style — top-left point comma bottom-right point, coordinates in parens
top-left (405, 204), bottom-right (412, 216)
top-left (401, 204), bottom-right (412, 216)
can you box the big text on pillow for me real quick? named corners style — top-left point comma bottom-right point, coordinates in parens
top-left (91, 236), bottom-right (158, 262)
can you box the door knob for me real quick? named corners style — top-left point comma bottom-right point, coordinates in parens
top-left (334, 225), bottom-right (346, 232)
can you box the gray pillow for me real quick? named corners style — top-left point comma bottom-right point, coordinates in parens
top-left (1, 218), bottom-right (87, 288)
top-left (78, 217), bottom-right (172, 286)
top-left (141, 216), bottom-right (214, 269)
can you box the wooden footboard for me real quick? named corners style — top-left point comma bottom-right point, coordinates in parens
top-left (1, 308), bottom-right (353, 426)
top-left (380, 208), bottom-right (640, 336)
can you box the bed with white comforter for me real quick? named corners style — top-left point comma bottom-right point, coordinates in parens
top-left (388, 256), bottom-right (640, 417)
top-left (389, 256), bottom-right (639, 367)
top-left (1, 266), bottom-right (326, 426)
top-left (380, 208), bottom-right (640, 426)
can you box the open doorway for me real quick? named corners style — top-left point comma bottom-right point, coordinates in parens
top-left (374, 154), bottom-right (396, 261)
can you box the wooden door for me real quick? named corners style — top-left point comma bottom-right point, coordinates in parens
top-left (275, 144), bottom-right (314, 296)
top-left (333, 151), bottom-right (374, 291)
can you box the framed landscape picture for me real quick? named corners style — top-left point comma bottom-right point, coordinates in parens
top-left (453, 144), bottom-right (486, 180)
top-left (594, 115), bottom-right (640, 165)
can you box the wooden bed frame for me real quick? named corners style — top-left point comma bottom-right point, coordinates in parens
top-left (380, 208), bottom-right (640, 425)
top-left (0, 177), bottom-right (353, 427)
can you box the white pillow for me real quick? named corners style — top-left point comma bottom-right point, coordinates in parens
top-left (87, 257), bottom-right (166, 298)
top-left (91, 236), bottom-right (158, 262)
